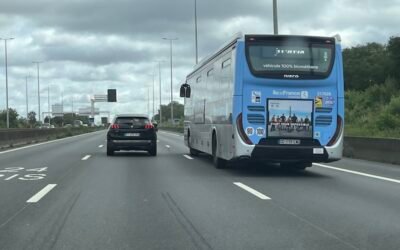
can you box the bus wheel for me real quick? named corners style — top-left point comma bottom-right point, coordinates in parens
top-left (188, 132), bottom-right (199, 156)
top-left (212, 133), bottom-right (226, 169)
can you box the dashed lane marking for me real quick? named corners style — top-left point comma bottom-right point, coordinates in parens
top-left (27, 184), bottom-right (57, 203)
top-left (233, 182), bottom-right (271, 200)
top-left (183, 154), bottom-right (193, 160)
top-left (81, 155), bottom-right (91, 161)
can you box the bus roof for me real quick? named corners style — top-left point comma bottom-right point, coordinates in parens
top-left (187, 32), bottom-right (243, 78)
top-left (186, 33), bottom-right (341, 79)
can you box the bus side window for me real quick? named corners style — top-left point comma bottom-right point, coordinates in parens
top-left (222, 58), bottom-right (231, 69)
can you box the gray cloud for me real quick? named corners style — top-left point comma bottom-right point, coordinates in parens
top-left (0, 0), bottom-right (399, 121)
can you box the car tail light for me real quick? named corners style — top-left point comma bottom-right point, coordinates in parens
top-left (145, 123), bottom-right (154, 129)
top-left (236, 113), bottom-right (253, 145)
top-left (111, 124), bottom-right (120, 129)
top-left (327, 115), bottom-right (343, 146)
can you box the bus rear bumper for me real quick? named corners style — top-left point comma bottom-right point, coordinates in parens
top-left (250, 145), bottom-right (329, 163)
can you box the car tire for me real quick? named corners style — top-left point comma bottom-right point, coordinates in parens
top-left (149, 144), bottom-right (157, 156)
top-left (107, 147), bottom-right (114, 156)
top-left (212, 133), bottom-right (226, 169)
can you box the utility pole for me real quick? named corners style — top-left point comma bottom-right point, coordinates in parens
top-left (0, 37), bottom-right (14, 128)
top-left (273, 0), bottom-right (278, 35)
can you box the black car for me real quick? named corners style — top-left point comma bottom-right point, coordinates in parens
top-left (107, 114), bottom-right (157, 156)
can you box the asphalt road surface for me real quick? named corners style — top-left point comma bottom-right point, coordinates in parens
top-left (0, 130), bottom-right (399, 250)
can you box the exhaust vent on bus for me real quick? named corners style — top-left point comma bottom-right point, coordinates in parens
top-left (247, 114), bottom-right (265, 124)
top-left (315, 115), bottom-right (333, 126)
top-left (315, 107), bottom-right (333, 113)
top-left (247, 106), bottom-right (265, 112)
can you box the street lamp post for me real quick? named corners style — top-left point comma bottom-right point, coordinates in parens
top-left (25, 76), bottom-right (29, 118)
top-left (0, 37), bottom-right (14, 128)
top-left (47, 84), bottom-right (50, 124)
top-left (32, 61), bottom-right (43, 122)
top-left (162, 37), bottom-right (178, 125)
top-left (194, 0), bottom-right (198, 64)
top-left (155, 61), bottom-right (164, 125)
top-left (152, 71), bottom-right (155, 120)
top-left (147, 87), bottom-right (150, 117)
top-left (273, 0), bottom-right (278, 35)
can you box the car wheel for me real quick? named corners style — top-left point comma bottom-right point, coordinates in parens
top-left (107, 147), bottom-right (114, 156)
top-left (212, 133), bottom-right (226, 169)
top-left (149, 145), bottom-right (157, 156)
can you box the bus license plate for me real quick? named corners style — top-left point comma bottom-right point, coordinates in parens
top-left (125, 133), bottom-right (140, 137)
top-left (278, 139), bottom-right (300, 145)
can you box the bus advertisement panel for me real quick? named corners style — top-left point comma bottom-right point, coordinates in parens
top-left (267, 99), bottom-right (313, 138)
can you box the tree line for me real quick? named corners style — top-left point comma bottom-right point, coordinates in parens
top-left (344, 36), bottom-right (400, 137)
top-left (0, 109), bottom-right (90, 128)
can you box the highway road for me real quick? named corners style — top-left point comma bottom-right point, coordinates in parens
top-left (0, 130), bottom-right (399, 250)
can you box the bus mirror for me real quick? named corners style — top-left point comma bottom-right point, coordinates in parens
top-left (180, 84), bottom-right (186, 97)
top-left (186, 85), bottom-right (191, 98)
top-left (180, 84), bottom-right (191, 98)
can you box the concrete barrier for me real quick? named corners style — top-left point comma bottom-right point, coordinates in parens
top-left (0, 128), bottom-right (101, 149)
top-left (343, 136), bottom-right (400, 165)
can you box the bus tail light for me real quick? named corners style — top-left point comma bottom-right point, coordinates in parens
top-left (236, 113), bottom-right (253, 145)
top-left (327, 115), bottom-right (343, 146)
top-left (111, 124), bottom-right (120, 129)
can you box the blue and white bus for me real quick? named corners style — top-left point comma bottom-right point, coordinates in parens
top-left (180, 33), bottom-right (344, 169)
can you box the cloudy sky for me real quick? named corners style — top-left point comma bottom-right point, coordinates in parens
top-left (0, 0), bottom-right (399, 121)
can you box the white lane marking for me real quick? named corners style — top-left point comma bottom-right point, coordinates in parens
top-left (183, 154), bottom-right (193, 160)
top-left (98, 144), bottom-right (104, 148)
top-left (233, 182), bottom-right (271, 200)
top-left (0, 131), bottom-right (103, 155)
top-left (165, 145), bottom-right (171, 149)
top-left (27, 184), bottom-right (57, 203)
top-left (313, 163), bottom-right (400, 184)
top-left (81, 155), bottom-right (91, 161)
top-left (4, 174), bottom-right (19, 180)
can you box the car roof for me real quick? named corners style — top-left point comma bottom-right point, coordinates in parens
top-left (114, 114), bottom-right (149, 119)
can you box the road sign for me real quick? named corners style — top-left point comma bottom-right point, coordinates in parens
top-left (52, 104), bottom-right (64, 117)
top-left (78, 107), bottom-right (100, 116)
top-left (101, 117), bottom-right (108, 124)
top-left (108, 89), bottom-right (117, 102)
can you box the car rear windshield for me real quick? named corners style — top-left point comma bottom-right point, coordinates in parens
top-left (115, 117), bottom-right (149, 127)
top-left (245, 36), bottom-right (335, 79)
